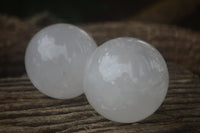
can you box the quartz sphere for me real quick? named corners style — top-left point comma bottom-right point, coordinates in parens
top-left (25, 23), bottom-right (97, 99)
top-left (84, 37), bottom-right (169, 123)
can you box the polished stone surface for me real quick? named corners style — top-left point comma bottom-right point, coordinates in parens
top-left (84, 37), bottom-right (169, 123)
top-left (25, 23), bottom-right (97, 99)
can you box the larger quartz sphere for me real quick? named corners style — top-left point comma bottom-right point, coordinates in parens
top-left (25, 23), bottom-right (97, 99)
top-left (84, 37), bottom-right (169, 123)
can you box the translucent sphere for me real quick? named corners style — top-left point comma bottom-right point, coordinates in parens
top-left (84, 37), bottom-right (169, 123)
top-left (25, 23), bottom-right (97, 99)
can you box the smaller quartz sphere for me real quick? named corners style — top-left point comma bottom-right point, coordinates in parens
top-left (25, 23), bottom-right (97, 99)
top-left (84, 37), bottom-right (169, 123)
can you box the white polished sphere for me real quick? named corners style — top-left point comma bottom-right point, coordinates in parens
top-left (84, 37), bottom-right (169, 123)
top-left (25, 23), bottom-right (97, 99)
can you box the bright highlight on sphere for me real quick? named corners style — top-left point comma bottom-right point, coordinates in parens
top-left (84, 37), bottom-right (169, 123)
top-left (25, 23), bottom-right (97, 99)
